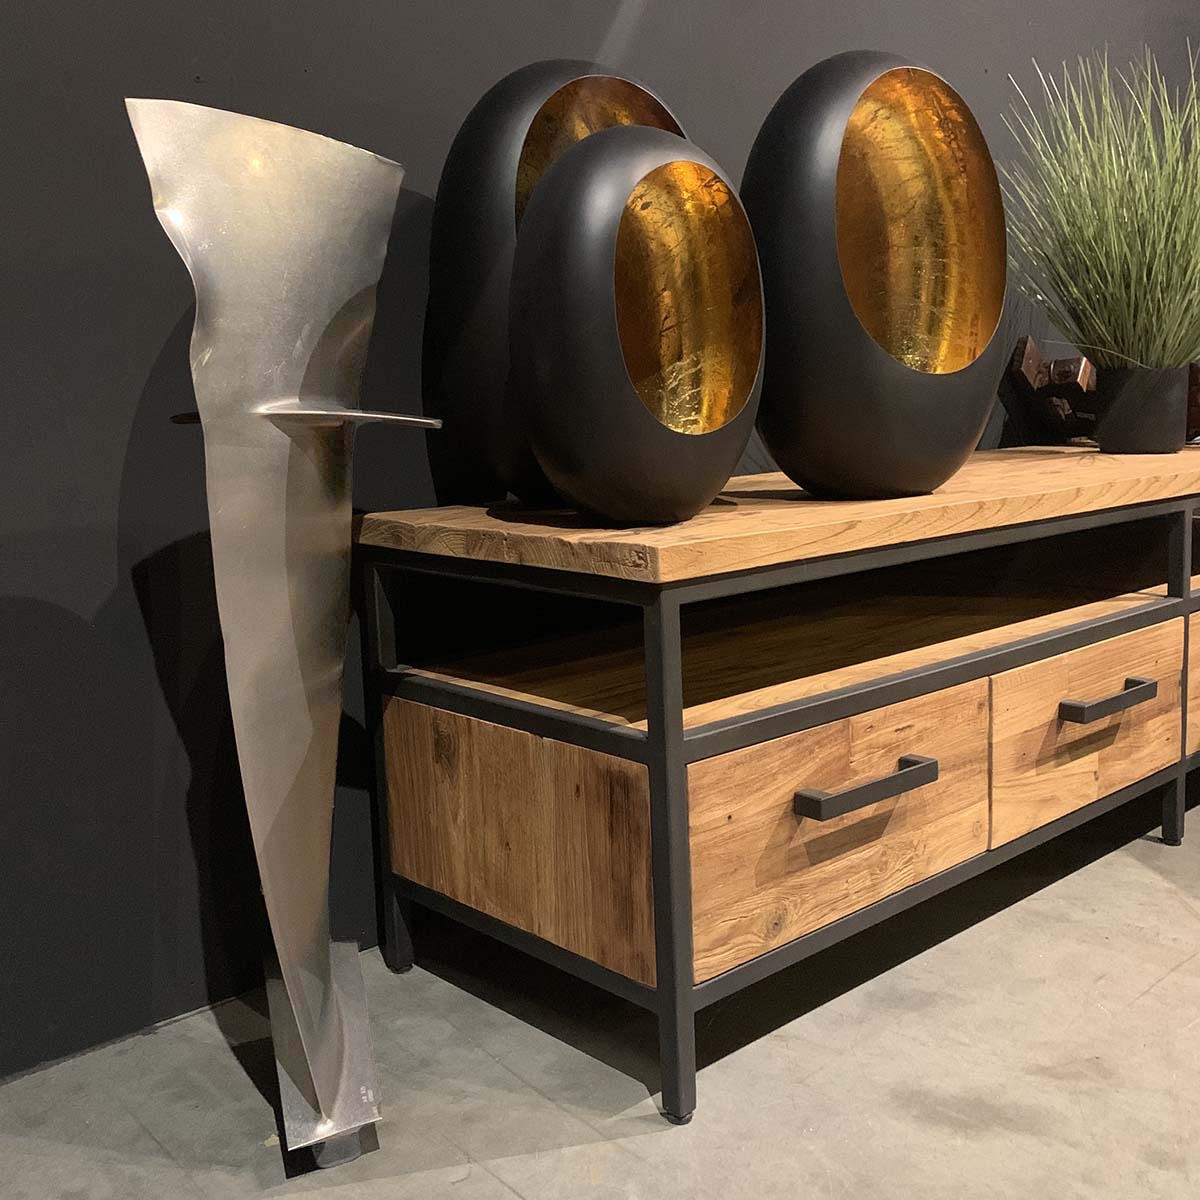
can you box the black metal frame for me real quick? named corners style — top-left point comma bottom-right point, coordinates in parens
top-left (357, 495), bottom-right (1197, 1123)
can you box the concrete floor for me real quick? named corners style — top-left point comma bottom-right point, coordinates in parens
top-left (4, 791), bottom-right (1200, 1199)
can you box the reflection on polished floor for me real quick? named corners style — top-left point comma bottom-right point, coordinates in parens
top-left (3, 789), bottom-right (1198, 1199)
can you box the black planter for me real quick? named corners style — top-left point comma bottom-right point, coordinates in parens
top-left (741, 51), bottom-right (1007, 498)
top-left (511, 125), bottom-right (763, 525)
top-left (423, 60), bottom-right (684, 504)
top-left (1093, 366), bottom-right (1188, 454)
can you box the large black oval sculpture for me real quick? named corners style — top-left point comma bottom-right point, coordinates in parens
top-left (511, 125), bottom-right (764, 524)
top-left (423, 59), bottom-right (684, 503)
top-left (741, 50), bottom-right (1007, 499)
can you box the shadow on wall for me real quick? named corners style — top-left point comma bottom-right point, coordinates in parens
top-left (125, 306), bottom-right (269, 1028)
top-left (0, 307), bottom-right (245, 1076)
top-left (0, 593), bottom-right (159, 1072)
top-left (0, 188), bottom-right (439, 1079)
top-left (356, 189), bottom-right (438, 513)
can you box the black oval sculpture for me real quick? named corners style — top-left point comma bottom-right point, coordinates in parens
top-left (423, 59), bottom-right (684, 503)
top-left (511, 125), bottom-right (764, 524)
top-left (741, 50), bottom-right (1007, 499)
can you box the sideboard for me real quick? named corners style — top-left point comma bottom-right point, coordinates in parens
top-left (355, 446), bottom-right (1200, 1123)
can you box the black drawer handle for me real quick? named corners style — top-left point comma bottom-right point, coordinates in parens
top-left (793, 754), bottom-right (939, 822)
top-left (1057, 677), bottom-right (1157, 724)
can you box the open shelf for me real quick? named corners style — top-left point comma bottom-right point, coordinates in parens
top-left (383, 515), bottom-right (1178, 732)
top-left (405, 582), bottom-right (1167, 730)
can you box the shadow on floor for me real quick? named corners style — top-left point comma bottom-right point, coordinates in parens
top-left (406, 784), bottom-right (1194, 1100)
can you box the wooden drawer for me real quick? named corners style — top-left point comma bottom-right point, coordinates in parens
top-left (688, 680), bottom-right (989, 983)
top-left (990, 620), bottom-right (1183, 847)
top-left (383, 699), bottom-right (656, 984)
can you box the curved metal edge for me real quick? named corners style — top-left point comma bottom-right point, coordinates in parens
top-left (255, 400), bottom-right (442, 429)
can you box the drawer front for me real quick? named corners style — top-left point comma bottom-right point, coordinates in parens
top-left (384, 699), bottom-right (656, 985)
top-left (990, 619), bottom-right (1183, 847)
top-left (688, 679), bottom-right (989, 983)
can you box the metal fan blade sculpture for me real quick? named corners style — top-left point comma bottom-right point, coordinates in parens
top-left (126, 98), bottom-right (438, 1155)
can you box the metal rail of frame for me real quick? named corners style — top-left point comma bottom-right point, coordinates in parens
top-left (357, 496), bottom-right (1196, 1124)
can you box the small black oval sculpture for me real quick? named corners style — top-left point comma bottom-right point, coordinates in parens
top-left (511, 125), bottom-right (764, 525)
top-left (741, 50), bottom-right (1007, 499)
top-left (423, 59), bottom-right (684, 504)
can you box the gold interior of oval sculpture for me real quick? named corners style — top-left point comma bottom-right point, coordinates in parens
top-left (515, 77), bottom-right (681, 223)
top-left (835, 67), bottom-right (1005, 374)
top-left (614, 161), bottom-right (763, 435)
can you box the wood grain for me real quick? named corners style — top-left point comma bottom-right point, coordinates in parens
top-left (383, 699), bottom-right (656, 983)
top-left (688, 680), bottom-right (990, 982)
top-left (357, 446), bottom-right (1200, 582)
top-left (407, 586), bottom-right (1166, 729)
top-left (990, 620), bottom-right (1183, 847)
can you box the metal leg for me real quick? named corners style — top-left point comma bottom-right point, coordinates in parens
top-left (1164, 776), bottom-right (1186, 847)
top-left (380, 881), bottom-right (415, 974)
top-left (313, 1129), bottom-right (369, 1169)
top-left (643, 593), bottom-right (697, 1124)
top-left (357, 564), bottom-right (414, 969)
top-left (1167, 505), bottom-right (1192, 845)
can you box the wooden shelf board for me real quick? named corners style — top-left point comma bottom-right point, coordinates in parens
top-left (357, 446), bottom-right (1200, 583)
top-left (404, 585), bottom-right (1169, 731)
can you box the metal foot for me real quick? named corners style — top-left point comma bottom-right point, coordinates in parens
top-left (657, 1011), bottom-right (697, 1129)
top-left (313, 1126), bottom-right (372, 1169)
top-left (265, 942), bottom-right (381, 1152)
top-left (1163, 776), bottom-right (1185, 846)
top-left (381, 890), bottom-right (415, 974)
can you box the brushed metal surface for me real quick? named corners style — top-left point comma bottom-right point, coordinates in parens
top-left (126, 98), bottom-right (425, 1142)
top-left (515, 75), bottom-right (680, 223)
top-left (266, 943), bottom-right (380, 1151)
top-left (835, 67), bottom-right (1005, 374)
top-left (614, 159), bottom-right (762, 435)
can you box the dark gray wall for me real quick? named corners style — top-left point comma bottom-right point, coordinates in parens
top-left (0, 0), bottom-right (1188, 1076)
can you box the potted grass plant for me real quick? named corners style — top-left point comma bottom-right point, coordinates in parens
top-left (1003, 49), bottom-right (1200, 452)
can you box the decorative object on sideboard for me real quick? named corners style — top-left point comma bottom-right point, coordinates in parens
top-left (741, 50), bottom-right (1006, 499)
top-left (1190, 363), bottom-right (1200, 442)
top-left (1093, 368), bottom-right (1190, 454)
top-left (996, 334), bottom-right (1097, 445)
top-left (127, 99), bottom-right (439, 1160)
top-left (423, 60), bottom-right (684, 504)
top-left (1003, 49), bottom-right (1200, 453)
top-left (510, 125), bottom-right (763, 524)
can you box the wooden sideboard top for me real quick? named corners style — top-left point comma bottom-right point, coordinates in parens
top-left (355, 446), bottom-right (1200, 583)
